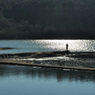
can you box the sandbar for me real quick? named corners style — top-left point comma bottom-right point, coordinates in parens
top-left (0, 50), bottom-right (95, 72)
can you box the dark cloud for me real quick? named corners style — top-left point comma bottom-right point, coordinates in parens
top-left (0, 0), bottom-right (95, 39)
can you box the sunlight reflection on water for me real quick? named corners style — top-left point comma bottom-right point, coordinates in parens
top-left (0, 40), bottom-right (95, 54)
top-left (35, 40), bottom-right (95, 52)
top-left (20, 56), bottom-right (70, 61)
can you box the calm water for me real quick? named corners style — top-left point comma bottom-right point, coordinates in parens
top-left (0, 64), bottom-right (95, 95)
top-left (0, 40), bottom-right (95, 95)
top-left (0, 40), bottom-right (95, 54)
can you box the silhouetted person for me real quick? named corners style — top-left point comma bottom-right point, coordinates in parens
top-left (66, 43), bottom-right (69, 51)
top-left (65, 43), bottom-right (69, 55)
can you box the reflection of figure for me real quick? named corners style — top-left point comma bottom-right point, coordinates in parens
top-left (66, 43), bottom-right (69, 51)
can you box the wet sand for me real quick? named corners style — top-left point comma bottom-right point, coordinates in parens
top-left (0, 48), bottom-right (95, 72)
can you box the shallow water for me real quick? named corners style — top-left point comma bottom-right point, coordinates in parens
top-left (0, 40), bottom-right (95, 95)
top-left (19, 56), bottom-right (95, 68)
top-left (0, 64), bottom-right (95, 95)
top-left (0, 40), bottom-right (95, 54)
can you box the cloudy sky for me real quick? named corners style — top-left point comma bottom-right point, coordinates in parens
top-left (0, 0), bottom-right (95, 39)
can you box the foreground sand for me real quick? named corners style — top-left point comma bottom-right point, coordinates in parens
top-left (0, 50), bottom-right (95, 72)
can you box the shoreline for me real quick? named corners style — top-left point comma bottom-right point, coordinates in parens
top-left (0, 47), bottom-right (14, 50)
top-left (0, 60), bottom-right (95, 72)
top-left (0, 49), bottom-right (95, 72)
top-left (1, 50), bottom-right (95, 58)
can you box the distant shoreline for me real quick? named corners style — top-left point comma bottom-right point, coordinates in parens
top-left (0, 47), bottom-right (14, 50)
top-left (0, 49), bottom-right (95, 58)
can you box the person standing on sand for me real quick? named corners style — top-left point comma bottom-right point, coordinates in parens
top-left (66, 43), bottom-right (69, 51)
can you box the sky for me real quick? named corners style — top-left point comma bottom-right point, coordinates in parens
top-left (0, 0), bottom-right (95, 39)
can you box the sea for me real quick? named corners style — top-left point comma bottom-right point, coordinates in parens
top-left (0, 40), bottom-right (95, 95)
top-left (0, 40), bottom-right (95, 54)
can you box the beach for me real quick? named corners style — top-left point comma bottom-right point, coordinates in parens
top-left (0, 47), bottom-right (95, 72)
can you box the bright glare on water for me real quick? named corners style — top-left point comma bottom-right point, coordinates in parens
top-left (0, 40), bottom-right (95, 54)
top-left (36, 40), bottom-right (95, 52)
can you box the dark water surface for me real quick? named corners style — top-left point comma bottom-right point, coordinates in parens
top-left (0, 64), bottom-right (95, 95)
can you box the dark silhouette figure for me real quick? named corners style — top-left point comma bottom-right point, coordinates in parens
top-left (65, 43), bottom-right (70, 55)
top-left (66, 43), bottom-right (69, 51)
